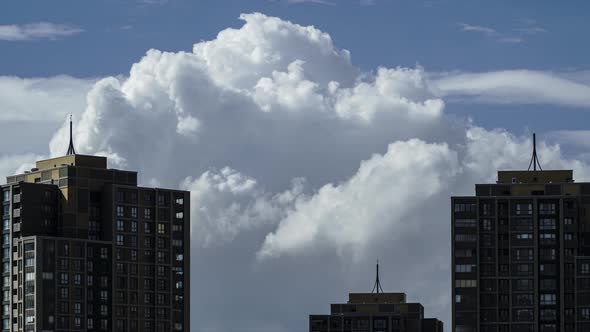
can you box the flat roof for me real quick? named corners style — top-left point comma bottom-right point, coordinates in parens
top-left (497, 170), bottom-right (573, 184)
top-left (348, 292), bottom-right (406, 304)
top-left (35, 155), bottom-right (107, 170)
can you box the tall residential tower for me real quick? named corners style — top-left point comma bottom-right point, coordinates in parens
top-left (0, 124), bottom-right (190, 332)
top-left (452, 136), bottom-right (590, 332)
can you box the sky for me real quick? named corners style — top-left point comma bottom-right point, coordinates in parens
top-left (1, 1), bottom-right (590, 331)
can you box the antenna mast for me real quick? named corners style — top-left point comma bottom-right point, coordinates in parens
top-left (527, 133), bottom-right (542, 171)
top-left (66, 115), bottom-right (76, 155)
top-left (372, 260), bottom-right (384, 294)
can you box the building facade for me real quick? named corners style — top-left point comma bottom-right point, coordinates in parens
top-left (310, 292), bottom-right (443, 332)
top-left (1, 154), bottom-right (190, 332)
top-left (452, 169), bottom-right (590, 332)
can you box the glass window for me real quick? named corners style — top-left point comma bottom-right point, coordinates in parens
top-left (157, 223), bottom-right (166, 234)
top-left (516, 203), bottom-right (533, 215)
top-left (60, 273), bottom-right (68, 285)
top-left (74, 302), bottom-right (81, 315)
top-left (455, 219), bottom-right (476, 228)
top-left (100, 247), bottom-right (108, 259)
top-left (540, 293), bottom-right (556, 305)
top-left (539, 218), bottom-right (556, 230)
top-left (455, 234), bottom-right (477, 242)
top-left (539, 203), bottom-right (556, 215)
top-left (455, 264), bottom-right (475, 273)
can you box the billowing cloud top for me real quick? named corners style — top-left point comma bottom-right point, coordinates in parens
top-left (3, 12), bottom-right (589, 332)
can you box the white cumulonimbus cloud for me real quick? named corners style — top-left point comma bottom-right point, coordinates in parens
top-left (0, 76), bottom-right (95, 121)
top-left (258, 139), bottom-right (460, 259)
top-left (1, 12), bottom-right (589, 331)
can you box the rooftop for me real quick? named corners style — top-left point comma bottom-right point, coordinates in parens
top-left (35, 155), bottom-right (107, 171)
top-left (348, 292), bottom-right (406, 304)
top-left (497, 170), bottom-right (574, 184)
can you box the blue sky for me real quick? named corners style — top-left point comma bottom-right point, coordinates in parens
top-left (2, 1), bottom-right (590, 331)
top-left (3, 0), bottom-right (590, 76)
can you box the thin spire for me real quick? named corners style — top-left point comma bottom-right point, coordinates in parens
top-left (66, 114), bottom-right (76, 155)
top-left (371, 260), bottom-right (384, 294)
top-left (527, 133), bottom-right (542, 171)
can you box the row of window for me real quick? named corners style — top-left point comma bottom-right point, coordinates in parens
top-left (116, 206), bottom-right (184, 220)
top-left (454, 202), bottom-right (562, 216)
top-left (456, 279), bottom-right (477, 288)
top-left (115, 259), bottom-right (184, 275)
top-left (455, 203), bottom-right (477, 213)
top-left (455, 264), bottom-right (476, 273)
top-left (456, 232), bottom-right (577, 242)
top-left (115, 234), bottom-right (182, 248)
top-left (116, 190), bottom-right (184, 206)
top-left (116, 222), bottom-right (177, 234)
top-left (115, 277), bottom-right (183, 291)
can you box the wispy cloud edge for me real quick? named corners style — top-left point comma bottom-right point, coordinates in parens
top-left (0, 22), bottom-right (83, 41)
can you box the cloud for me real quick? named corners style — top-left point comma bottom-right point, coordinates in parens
top-left (517, 26), bottom-right (547, 34)
top-left (266, 0), bottom-right (337, 5)
top-left (258, 139), bottom-right (460, 259)
top-left (137, 0), bottom-right (170, 5)
top-left (458, 22), bottom-right (537, 44)
top-left (259, 126), bottom-right (590, 259)
top-left (0, 154), bottom-right (41, 180)
top-left (498, 37), bottom-right (524, 43)
top-left (0, 22), bottom-right (83, 41)
top-left (516, 18), bottom-right (547, 34)
top-left (0, 75), bottom-right (96, 121)
top-left (287, 0), bottom-right (336, 5)
top-left (181, 167), bottom-right (305, 246)
top-left (458, 23), bottom-right (496, 36)
top-left (4, 12), bottom-right (590, 332)
top-left (548, 130), bottom-right (590, 156)
top-left (432, 70), bottom-right (590, 107)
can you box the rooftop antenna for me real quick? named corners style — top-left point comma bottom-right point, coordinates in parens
top-left (371, 260), bottom-right (384, 294)
top-left (527, 133), bottom-right (542, 171)
top-left (66, 114), bottom-right (76, 155)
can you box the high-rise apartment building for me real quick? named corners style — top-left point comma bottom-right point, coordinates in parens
top-left (0, 124), bottom-right (190, 332)
top-left (310, 265), bottom-right (443, 332)
top-left (452, 137), bottom-right (590, 332)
